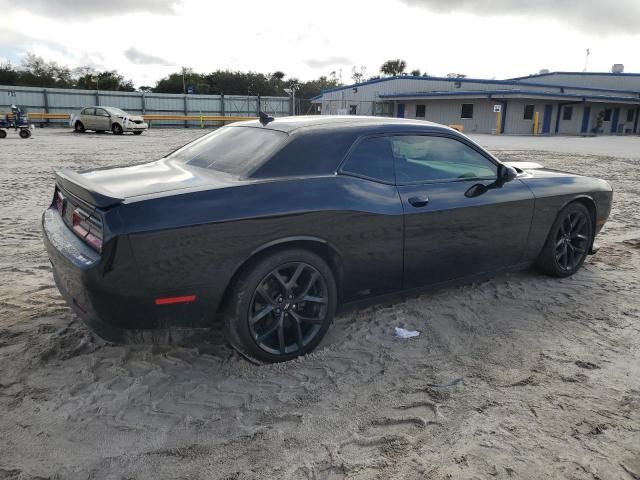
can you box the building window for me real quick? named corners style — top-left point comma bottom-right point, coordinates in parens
top-left (627, 109), bottom-right (634, 122)
top-left (562, 106), bottom-right (573, 121)
top-left (374, 102), bottom-right (393, 117)
top-left (604, 109), bottom-right (612, 121)
top-left (523, 104), bottom-right (535, 120)
top-left (461, 104), bottom-right (474, 119)
top-left (415, 104), bottom-right (426, 118)
top-left (349, 105), bottom-right (357, 115)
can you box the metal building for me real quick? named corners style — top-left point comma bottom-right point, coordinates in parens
top-left (311, 72), bottom-right (640, 135)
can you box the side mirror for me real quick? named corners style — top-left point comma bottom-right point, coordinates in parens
top-left (497, 165), bottom-right (518, 186)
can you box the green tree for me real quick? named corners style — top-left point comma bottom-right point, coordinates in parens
top-left (410, 69), bottom-right (422, 76)
top-left (0, 61), bottom-right (18, 85)
top-left (18, 53), bottom-right (73, 88)
top-left (380, 59), bottom-right (406, 76)
top-left (75, 67), bottom-right (134, 91)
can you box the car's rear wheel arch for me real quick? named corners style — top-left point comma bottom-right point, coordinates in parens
top-left (218, 238), bottom-right (345, 315)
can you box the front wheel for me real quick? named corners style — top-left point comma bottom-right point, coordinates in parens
top-left (537, 202), bottom-right (593, 277)
top-left (112, 123), bottom-right (123, 135)
top-left (0, 129), bottom-right (6, 139)
top-left (19, 129), bottom-right (31, 139)
top-left (223, 249), bottom-right (337, 363)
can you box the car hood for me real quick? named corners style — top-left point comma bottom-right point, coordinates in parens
top-left (80, 158), bottom-right (238, 200)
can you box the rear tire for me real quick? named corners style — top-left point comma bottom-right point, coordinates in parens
top-left (0, 129), bottom-right (6, 139)
top-left (112, 123), bottom-right (123, 135)
top-left (536, 202), bottom-right (593, 277)
top-left (74, 121), bottom-right (85, 133)
top-left (223, 249), bottom-right (337, 363)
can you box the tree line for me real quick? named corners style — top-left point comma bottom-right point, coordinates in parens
top-left (0, 54), bottom-right (465, 98)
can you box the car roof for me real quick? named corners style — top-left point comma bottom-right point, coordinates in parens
top-left (231, 115), bottom-right (455, 135)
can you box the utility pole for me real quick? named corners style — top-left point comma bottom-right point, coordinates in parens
top-left (583, 48), bottom-right (591, 72)
top-left (182, 66), bottom-right (187, 94)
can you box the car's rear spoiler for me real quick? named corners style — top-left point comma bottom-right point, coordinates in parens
top-left (55, 169), bottom-right (124, 209)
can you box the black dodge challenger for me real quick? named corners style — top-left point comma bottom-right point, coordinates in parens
top-left (43, 116), bottom-right (613, 362)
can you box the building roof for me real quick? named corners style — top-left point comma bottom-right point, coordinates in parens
top-left (234, 115), bottom-right (451, 134)
top-left (509, 71), bottom-right (640, 80)
top-left (311, 74), bottom-right (640, 101)
top-left (378, 89), bottom-right (640, 104)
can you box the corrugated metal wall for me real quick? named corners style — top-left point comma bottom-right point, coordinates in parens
top-left (0, 85), bottom-right (290, 126)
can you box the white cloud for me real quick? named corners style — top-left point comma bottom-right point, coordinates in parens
top-left (0, 0), bottom-right (639, 88)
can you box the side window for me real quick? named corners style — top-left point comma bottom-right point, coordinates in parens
top-left (95, 108), bottom-right (108, 116)
top-left (392, 135), bottom-right (497, 183)
top-left (341, 136), bottom-right (394, 183)
top-left (82, 108), bottom-right (94, 115)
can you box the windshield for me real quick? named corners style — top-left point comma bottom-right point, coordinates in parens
top-left (167, 126), bottom-right (288, 176)
top-left (104, 107), bottom-right (128, 116)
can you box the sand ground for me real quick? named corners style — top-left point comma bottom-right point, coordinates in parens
top-left (0, 128), bottom-right (638, 480)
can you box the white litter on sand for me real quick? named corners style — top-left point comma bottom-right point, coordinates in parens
top-left (394, 327), bottom-right (421, 339)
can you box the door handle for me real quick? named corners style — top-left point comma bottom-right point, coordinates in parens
top-left (408, 195), bottom-right (429, 208)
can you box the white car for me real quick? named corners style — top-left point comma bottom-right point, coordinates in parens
top-left (71, 106), bottom-right (148, 135)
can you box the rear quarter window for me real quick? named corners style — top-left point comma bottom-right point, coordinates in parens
top-left (250, 129), bottom-right (357, 179)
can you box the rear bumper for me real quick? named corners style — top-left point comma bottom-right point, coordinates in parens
top-left (42, 208), bottom-right (208, 343)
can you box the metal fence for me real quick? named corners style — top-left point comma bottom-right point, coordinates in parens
top-left (0, 85), bottom-right (292, 127)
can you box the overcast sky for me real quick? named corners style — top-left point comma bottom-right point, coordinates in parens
top-left (1, 0), bottom-right (639, 87)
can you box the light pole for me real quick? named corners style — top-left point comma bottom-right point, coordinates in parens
top-left (284, 85), bottom-right (297, 116)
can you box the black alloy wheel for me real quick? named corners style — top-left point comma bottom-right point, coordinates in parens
top-left (112, 123), bottom-right (123, 135)
top-left (537, 202), bottom-right (593, 277)
top-left (554, 210), bottom-right (590, 271)
top-left (74, 121), bottom-right (85, 133)
top-left (249, 262), bottom-right (329, 356)
top-left (223, 249), bottom-right (337, 363)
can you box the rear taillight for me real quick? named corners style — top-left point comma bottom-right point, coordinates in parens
top-left (71, 208), bottom-right (103, 252)
top-left (54, 190), bottom-right (66, 216)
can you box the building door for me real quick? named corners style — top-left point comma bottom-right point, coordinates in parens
top-left (542, 104), bottom-right (553, 134)
top-left (611, 108), bottom-right (620, 134)
top-left (396, 103), bottom-right (405, 118)
top-left (581, 106), bottom-right (591, 134)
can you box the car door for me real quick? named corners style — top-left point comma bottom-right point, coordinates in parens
top-left (93, 108), bottom-right (111, 131)
top-left (80, 107), bottom-right (95, 129)
top-left (338, 135), bottom-right (404, 299)
top-left (393, 133), bottom-right (535, 289)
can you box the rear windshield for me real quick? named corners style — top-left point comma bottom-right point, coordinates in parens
top-left (167, 126), bottom-right (287, 176)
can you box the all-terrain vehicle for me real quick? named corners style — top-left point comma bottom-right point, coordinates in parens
top-left (0, 105), bottom-right (33, 139)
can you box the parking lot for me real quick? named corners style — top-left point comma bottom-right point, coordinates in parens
top-left (1, 128), bottom-right (639, 479)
